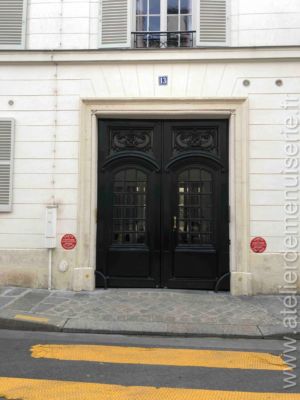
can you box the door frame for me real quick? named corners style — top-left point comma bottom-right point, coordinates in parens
top-left (75, 97), bottom-right (251, 295)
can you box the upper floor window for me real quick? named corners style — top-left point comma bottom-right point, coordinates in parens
top-left (134, 0), bottom-right (194, 48)
top-left (99, 0), bottom-right (227, 49)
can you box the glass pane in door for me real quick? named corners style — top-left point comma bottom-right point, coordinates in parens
top-left (112, 169), bottom-right (147, 244)
top-left (177, 168), bottom-right (214, 244)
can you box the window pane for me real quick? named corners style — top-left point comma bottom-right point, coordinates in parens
top-left (168, 0), bottom-right (178, 14)
top-left (181, 0), bottom-right (192, 14)
top-left (149, 0), bottom-right (160, 14)
top-left (136, 0), bottom-right (147, 15)
top-left (149, 16), bottom-right (160, 31)
top-left (167, 15), bottom-right (178, 31)
top-left (180, 15), bottom-right (192, 30)
top-left (136, 16), bottom-right (147, 31)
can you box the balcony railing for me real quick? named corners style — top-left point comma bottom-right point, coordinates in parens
top-left (132, 31), bottom-right (196, 49)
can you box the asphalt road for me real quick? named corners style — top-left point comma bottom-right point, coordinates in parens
top-left (0, 329), bottom-right (299, 399)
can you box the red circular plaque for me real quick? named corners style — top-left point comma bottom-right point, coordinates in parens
top-left (250, 237), bottom-right (267, 253)
top-left (61, 234), bottom-right (77, 250)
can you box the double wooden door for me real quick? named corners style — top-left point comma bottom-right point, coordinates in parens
top-left (96, 119), bottom-right (229, 290)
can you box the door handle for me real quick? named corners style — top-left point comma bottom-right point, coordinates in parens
top-left (173, 216), bottom-right (177, 230)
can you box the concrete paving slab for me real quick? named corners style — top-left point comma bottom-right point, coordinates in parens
top-left (5, 291), bottom-right (50, 312)
top-left (0, 298), bottom-right (15, 309)
top-left (0, 288), bottom-right (11, 296)
top-left (48, 291), bottom-right (76, 298)
top-left (3, 287), bottom-right (29, 297)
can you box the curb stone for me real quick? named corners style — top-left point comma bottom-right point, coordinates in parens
top-left (0, 314), bottom-right (299, 339)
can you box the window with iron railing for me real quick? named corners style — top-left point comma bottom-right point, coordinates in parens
top-left (99, 0), bottom-right (227, 49)
top-left (133, 0), bottom-right (196, 48)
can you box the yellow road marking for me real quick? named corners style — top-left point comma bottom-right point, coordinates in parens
top-left (14, 315), bottom-right (49, 324)
top-left (1, 377), bottom-right (300, 400)
top-left (31, 344), bottom-right (289, 371)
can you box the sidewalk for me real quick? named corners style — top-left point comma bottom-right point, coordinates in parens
top-left (0, 286), bottom-right (298, 339)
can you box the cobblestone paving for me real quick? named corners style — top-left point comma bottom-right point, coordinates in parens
top-left (0, 287), bottom-right (294, 327)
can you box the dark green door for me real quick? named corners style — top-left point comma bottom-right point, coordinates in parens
top-left (96, 119), bottom-right (229, 290)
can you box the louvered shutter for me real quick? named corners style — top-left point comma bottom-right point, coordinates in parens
top-left (0, 0), bottom-right (27, 49)
top-left (99, 0), bottom-right (131, 48)
top-left (197, 0), bottom-right (227, 46)
top-left (0, 119), bottom-right (14, 212)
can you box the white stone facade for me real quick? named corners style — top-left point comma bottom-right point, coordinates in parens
top-left (0, 1), bottom-right (299, 294)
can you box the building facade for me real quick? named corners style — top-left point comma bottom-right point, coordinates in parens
top-left (0, 0), bottom-right (299, 295)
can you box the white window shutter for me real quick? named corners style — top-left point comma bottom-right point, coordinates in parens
top-left (0, 0), bottom-right (27, 49)
top-left (197, 0), bottom-right (227, 46)
top-left (99, 0), bottom-right (131, 48)
top-left (0, 119), bottom-right (14, 212)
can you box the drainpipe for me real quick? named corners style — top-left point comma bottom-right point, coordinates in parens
top-left (45, 205), bottom-right (58, 290)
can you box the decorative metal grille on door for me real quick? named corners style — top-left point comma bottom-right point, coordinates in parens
top-left (112, 169), bottom-right (147, 244)
top-left (177, 168), bottom-right (213, 244)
